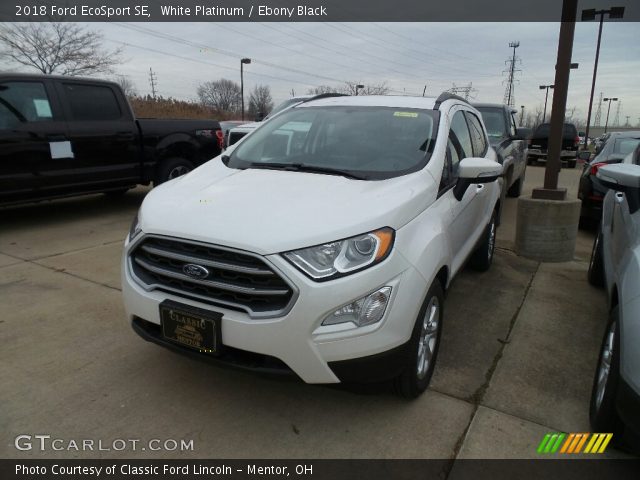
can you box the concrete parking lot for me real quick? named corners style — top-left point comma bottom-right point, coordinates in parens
top-left (0, 165), bottom-right (632, 459)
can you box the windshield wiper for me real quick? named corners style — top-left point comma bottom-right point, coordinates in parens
top-left (244, 162), bottom-right (366, 180)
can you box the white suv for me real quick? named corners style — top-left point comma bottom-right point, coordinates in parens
top-left (122, 93), bottom-right (502, 397)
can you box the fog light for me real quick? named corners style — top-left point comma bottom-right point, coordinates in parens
top-left (322, 287), bottom-right (391, 327)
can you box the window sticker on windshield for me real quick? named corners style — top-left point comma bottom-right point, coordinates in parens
top-left (33, 99), bottom-right (52, 118)
top-left (393, 112), bottom-right (418, 118)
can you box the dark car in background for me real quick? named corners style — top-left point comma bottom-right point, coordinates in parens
top-left (474, 103), bottom-right (529, 197)
top-left (578, 131), bottom-right (640, 228)
top-left (0, 73), bottom-right (224, 206)
top-left (526, 122), bottom-right (580, 168)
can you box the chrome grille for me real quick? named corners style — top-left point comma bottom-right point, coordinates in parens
top-left (130, 236), bottom-right (295, 317)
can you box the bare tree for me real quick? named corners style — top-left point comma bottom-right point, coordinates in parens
top-left (247, 85), bottom-right (274, 119)
top-left (197, 79), bottom-right (241, 113)
top-left (342, 81), bottom-right (390, 96)
top-left (0, 22), bottom-right (123, 76)
top-left (114, 75), bottom-right (137, 97)
top-left (306, 85), bottom-right (339, 95)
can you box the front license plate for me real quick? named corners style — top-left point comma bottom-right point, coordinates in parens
top-left (160, 301), bottom-right (222, 354)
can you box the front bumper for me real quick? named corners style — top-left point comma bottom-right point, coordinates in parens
top-left (527, 149), bottom-right (577, 162)
top-left (122, 234), bottom-right (427, 384)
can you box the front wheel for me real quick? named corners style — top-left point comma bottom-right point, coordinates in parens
top-left (394, 280), bottom-right (444, 399)
top-left (468, 211), bottom-right (497, 271)
top-left (506, 174), bottom-right (524, 198)
top-left (155, 157), bottom-right (194, 186)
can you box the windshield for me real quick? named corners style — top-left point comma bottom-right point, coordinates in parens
top-left (476, 108), bottom-right (506, 140)
top-left (264, 98), bottom-right (305, 120)
top-left (226, 106), bottom-right (439, 180)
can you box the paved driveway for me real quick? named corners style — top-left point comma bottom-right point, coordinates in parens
top-left (0, 165), bottom-right (631, 459)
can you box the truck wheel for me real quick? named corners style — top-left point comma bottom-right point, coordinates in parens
top-left (506, 174), bottom-right (523, 198)
top-left (394, 280), bottom-right (444, 399)
top-left (155, 158), bottom-right (194, 186)
top-left (468, 211), bottom-right (497, 272)
top-left (568, 159), bottom-right (577, 169)
top-left (588, 230), bottom-right (605, 288)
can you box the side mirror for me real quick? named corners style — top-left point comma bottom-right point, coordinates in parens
top-left (597, 164), bottom-right (640, 214)
top-left (577, 151), bottom-right (591, 161)
top-left (513, 127), bottom-right (531, 141)
top-left (454, 157), bottom-right (503, 201)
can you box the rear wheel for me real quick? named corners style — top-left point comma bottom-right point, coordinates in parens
top-left (588, 230), bottom-right (605, 288)
top-left (394, 280), bottom-right (444, 399)
top-left (155, 157), bottom-right (194, 186)
top-left (468, 211), bottom-right (497, 272)
top-left (590, 313), bottom-right (624, 438)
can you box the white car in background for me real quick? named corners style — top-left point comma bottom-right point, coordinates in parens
top-left (122, 93), bottom-right (502, 398)
top-left (226, 93), bottom-right (345, 147)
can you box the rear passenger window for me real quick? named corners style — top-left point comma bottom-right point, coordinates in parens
top-left (63, 84), bottom-right (121, 121)
top-left (465, 112), bottom-right (488, 156)
top-left (450, 111), bottom-right (473, 159)
top-left (0, 82), bottom-right (53, 123)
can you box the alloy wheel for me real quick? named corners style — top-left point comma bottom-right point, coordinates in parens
top-left (417, 296), bottom-right (440, 379)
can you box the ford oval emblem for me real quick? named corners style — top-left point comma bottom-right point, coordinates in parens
top-left (182, 263), bottom-right (210, 279)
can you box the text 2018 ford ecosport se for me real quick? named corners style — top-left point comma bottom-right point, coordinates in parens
top-left (122, 93), bottom-right (503, 398)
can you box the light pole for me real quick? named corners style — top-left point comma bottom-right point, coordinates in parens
top-left (603, 97), bottom-right (618, 133)
top-left (520, 105), bottom-right (525, 126)
top-left (581, 6), bottom-right (625, 148)
top-left (539, 85), bottom-right (554, 122)
top-left (240, 58), bottom-right (251, 121)
top-left (355, 84), bottom-right (364, 96)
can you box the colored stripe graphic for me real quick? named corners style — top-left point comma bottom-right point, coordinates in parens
top-left (539, 433), bottom-right (612, 454)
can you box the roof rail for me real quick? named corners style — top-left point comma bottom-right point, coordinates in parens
top-left (434, 92), bottom-right (468, 110)
top-left (303, 92), bottom-right (349, 103)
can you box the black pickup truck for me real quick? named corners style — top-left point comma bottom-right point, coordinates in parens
top-left (0, 73), bottom-right (224, 205)
top-left (526, 122), bottom-right (580, 169)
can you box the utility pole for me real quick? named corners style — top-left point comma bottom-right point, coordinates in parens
top-left (594, 92), bottom-right (603, 126)
top-left (613, 101), bottom-right (621, 127)
top-left (449, 82), bottom-right (477, 101)
top-left (540, 85), bottom-right (554, 123)
top-left (502, 41), bottom-right (520, 107)
top-left (581, 7), bottom-right (625, 148)
top-left (520, 105), bottom-right (525, 126)
top-left (422, 85), bottom-right (427, 97)
top-left (148, 68), bottom-right (158, 99)
top-left (603, 97), bottom-right (618, 133)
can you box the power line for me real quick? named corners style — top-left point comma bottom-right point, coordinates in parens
top-left (594, 92), bottom-right (603, 126)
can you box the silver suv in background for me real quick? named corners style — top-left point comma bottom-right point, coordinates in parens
top-left (588, 163), bottom-right (640, 453)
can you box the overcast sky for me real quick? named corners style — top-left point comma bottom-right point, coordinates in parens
top-left (27, 21), bottom-right (640, 125)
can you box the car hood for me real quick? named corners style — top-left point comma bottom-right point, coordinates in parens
top-left (139, 158), bottom-right (437, 255)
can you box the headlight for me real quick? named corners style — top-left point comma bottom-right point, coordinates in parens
top-left (129, 209), bottom-right (142, 241)
top-left (283, 228), bottom-right (394, 281)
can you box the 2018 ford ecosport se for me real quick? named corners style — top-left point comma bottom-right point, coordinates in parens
top-left (122, 93), bottom-right (503, 398)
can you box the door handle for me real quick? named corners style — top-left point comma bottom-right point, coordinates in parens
top-left (116, 131), bottom-right (135, 140)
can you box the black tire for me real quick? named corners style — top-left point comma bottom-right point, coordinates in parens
top-left (588, 230), bottom-right (605, 288)
top-left (506, 173), bottom-right (523, 198)
top-left (590, 312), bottom-right (624, 440)
top-left (394, 280), bottom-right (444, 399)
top-left (155, 157), bottom-right (194, 186)
top-left (468, 211), bottom-right (497, 272)
top-left (568, 159), bottom-right (577, 169)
